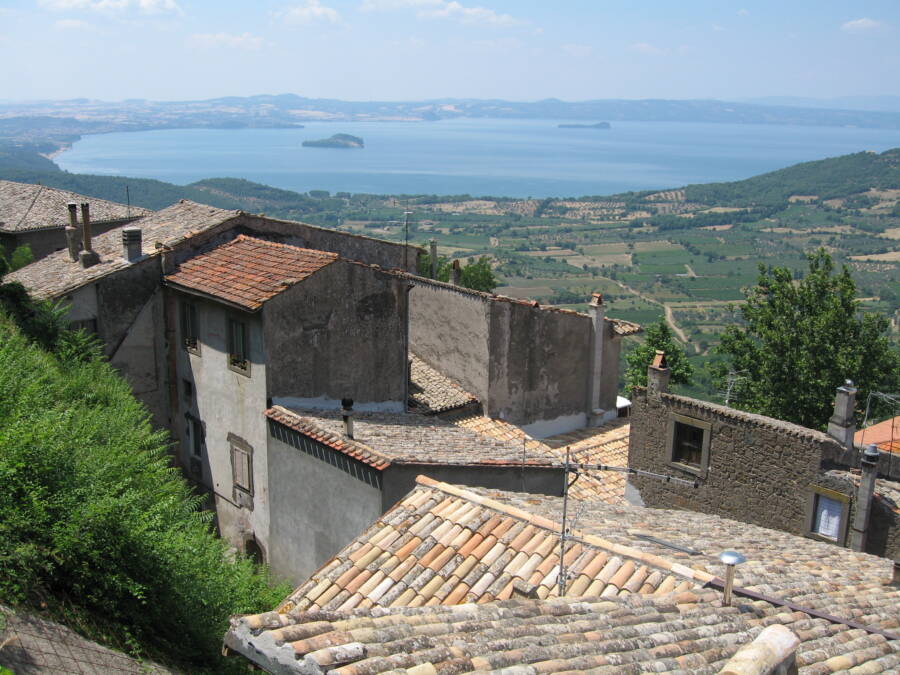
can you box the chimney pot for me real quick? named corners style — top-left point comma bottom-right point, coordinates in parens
top-left (647, 350), bottom-right (670, 398)
top-left (451, 259), bottom-right (462, 286)
top-left (80, 202), bottom-right (93, 252)
top-left (341, 398), bottom-right (355, 439)
top-left (122, 227), bottom-right (142, 262)
top-left (827, 382), bottom-right (857, 449)
top-left (850, 443), bottom-right (881, 552)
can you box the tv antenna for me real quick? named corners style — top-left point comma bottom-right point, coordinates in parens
top-left (556, 447), bottom-right (698, 597)
top-left (403, 204), bottom-right (413, 272)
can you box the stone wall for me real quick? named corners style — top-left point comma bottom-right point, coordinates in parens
top-left (487, 298), bottom-right (592, 431)
top-left (264, 259), bottom-right (409, 410)
top-left (409, 277), bottom-right (604, 436)
top-left (409, 281), bottom-right (491, 404)
top-left (628, 388), bottom-right (845, 537)
top-left (240, 214), bottom-right (418, 272)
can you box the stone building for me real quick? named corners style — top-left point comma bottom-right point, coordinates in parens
top-left (0, 179), bottom-right (149, 261)
top-left (627, 353), bottom-right (900, 562)
top-left (5, 187), bottom-right (638, 580)
top-left (224, 476), bottom-right (900, 674)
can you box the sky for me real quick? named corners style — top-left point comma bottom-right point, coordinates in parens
top-left (1, 0), bottom-right (899, 102)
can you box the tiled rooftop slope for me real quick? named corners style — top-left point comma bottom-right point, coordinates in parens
top-left (447, 410), bottom-right (631, 503)
top-left (227, 478), bottom-right (900, 674)
top-left (266, 406), bottom-right (554, 468)
top-left (7, 200), bottom-right (238, 298)
top-left (0, 179), bottom-right (150, 233)
top-left (407, 354), bottom-right (477, 414)
top-left (165, 234), bottom-right (338, 310)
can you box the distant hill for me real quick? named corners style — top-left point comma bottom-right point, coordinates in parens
top-left (684, 149), bottom-right (900, 206)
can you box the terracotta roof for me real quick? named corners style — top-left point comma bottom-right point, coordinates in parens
top-left (5, 200), bottom-right (239, 299)
top-left (165, 235), bottom-right (338, 311)
top-left (265, 406), bottom-right (555, 468)
top-left (407, 354), bottom-right (477, 414)
top-left (609, 316), bottom-right (642, 336)
top-left (0, 179), bottom-right (150, 233)
top-left (226, 478), bottom-right (900, 674)
top-left (857, 416), bottom-right (900, 454)
top-left (272, 476), bottom-right (704, 617)
top-left (443, 410), bottom-right (631, 504)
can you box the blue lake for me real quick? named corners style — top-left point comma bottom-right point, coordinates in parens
top-left (56, 118), bottom-right (900, 198)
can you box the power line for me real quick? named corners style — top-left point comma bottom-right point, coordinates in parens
top-left (555, 449), bottom-right (698, 596)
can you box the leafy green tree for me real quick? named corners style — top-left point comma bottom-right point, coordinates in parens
top-left (8, 244), bottom-right (33, 271)
top-left (460, 256), bottom-right (499, 293)
top-left (715, 249), bottom-right (899, 429)
top-left (624, 319), bottom-right (693, 394)
top-left (417, 249), bottom-right (451, 282)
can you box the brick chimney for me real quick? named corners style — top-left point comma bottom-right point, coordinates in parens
top-left (65, 202), bottom-right (80, 262)
top-left (827, 381), bottom-right (857, 449)
top-left (849, 443), bottom-right (880, 552)
top-left (122, 227), bottom-right (142, 262)
top-left (647, 350), bottom-right (670, 398)
top-left (78, 202), bottom-right (99, 268)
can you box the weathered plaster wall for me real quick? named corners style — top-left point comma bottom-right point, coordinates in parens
top-left (263, 260), bottom-right (408, 409)
top-left (409, 282), bottom-right (491, 404)
top-left (240, 214), bottom-right (417, 272)
top-left (382, 465), bottom-right (563, 512)
top-left (487, 300), bottom-right (591, 429)
top-left (2, 219), bottom-right (129, 263)
top-left (867, 498), bottom-right (900, 561)
top-left (171, 291), bottom-right (270, 559)
top-left (109, 288), bottom-right (169, 430)
top-left (266, 433), bottom-right (383, 585)
top-left (628, 389), bottom-right (841, 537)
top-left (599, 326), bottom-right (622, 413)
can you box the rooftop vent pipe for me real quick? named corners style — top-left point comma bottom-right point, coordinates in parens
top-left (719, 550), bottom-right (746, 606)
top-left (850, 443), bottom-right (881, 552)
top-left (65, 202), bottom-right (79, 262)
top-left (341, 398), bottom-right (354, 439)
top-left (78, 202), bottom-right (100, 268)
top-left (122, 227), bottom-right (142, 262)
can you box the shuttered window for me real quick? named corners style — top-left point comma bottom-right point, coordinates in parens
top-left (231, 445), bottom-right (252, 494)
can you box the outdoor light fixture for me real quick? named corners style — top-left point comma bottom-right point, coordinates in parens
top-left (719, 550), bottom-right (746, 606)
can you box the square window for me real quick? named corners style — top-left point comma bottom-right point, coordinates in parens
top-left (183, 379), bottom-right (193, 402)
top-left (673, 422), bottom-right (704, 467)
top-left (229, 433), bottom-right (253, 509)
top-left (812, 494), bottom-right (842, 540)
top-left (666, 414), bottom-right (711, 477)
top-left (188, 415), bottom-right (203, 459)
top-left (806, 486), bottom-right (850, 545)
top-left (227, 317), bottom-right (250, 374)
top-left (180, 301), bottom-right (200, 353)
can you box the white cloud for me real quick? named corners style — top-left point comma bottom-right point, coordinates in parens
top-left (562, 43), bottom-right (593, 58)
top-left (421, 1), bottom-right (518, 26)
top-left (278, 0), bottom-right (341, 25)
top-left (841, 17), bottom-right (885, 33)
top-left (53, 18), bottom-right (95, 30)
top-left (630, 41), bottom-right (665, 56)
top-left (189, 32), bottom-right (264, 50)
top-left (38, 0), bottom-right (180, 13)
top-left (362, 0), bottom-right (521, 27)
top-left (712, 23), bottom-right (724, 32)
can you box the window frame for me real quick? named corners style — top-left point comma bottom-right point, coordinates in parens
top-left (666, 413), bottom-right (712, 477)
top-left (180, 300), bottom-right (200, 355)
top-left (805, 486), bottom-right (851, 546)
top-left (185, 413), bottom-right (204, 459)
top-left (229, 433), bottom-right (254, 509)
top-left (226, 316), bottom-right (250, 376)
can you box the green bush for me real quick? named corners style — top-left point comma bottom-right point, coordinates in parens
top-left (0, 316), bottom-right (287, 669)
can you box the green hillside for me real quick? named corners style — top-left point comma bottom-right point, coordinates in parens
top-left (685, 148), bottom-right (900, 206)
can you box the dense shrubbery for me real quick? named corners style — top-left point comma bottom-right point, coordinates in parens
top-left (0, 315), bottom-right (287, 669)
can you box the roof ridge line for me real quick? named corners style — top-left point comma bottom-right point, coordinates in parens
top-left (413, 476), bottom-right (716, 584)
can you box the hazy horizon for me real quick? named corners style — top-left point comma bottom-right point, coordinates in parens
top-left (1, 1), bottom-right (898, 103)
